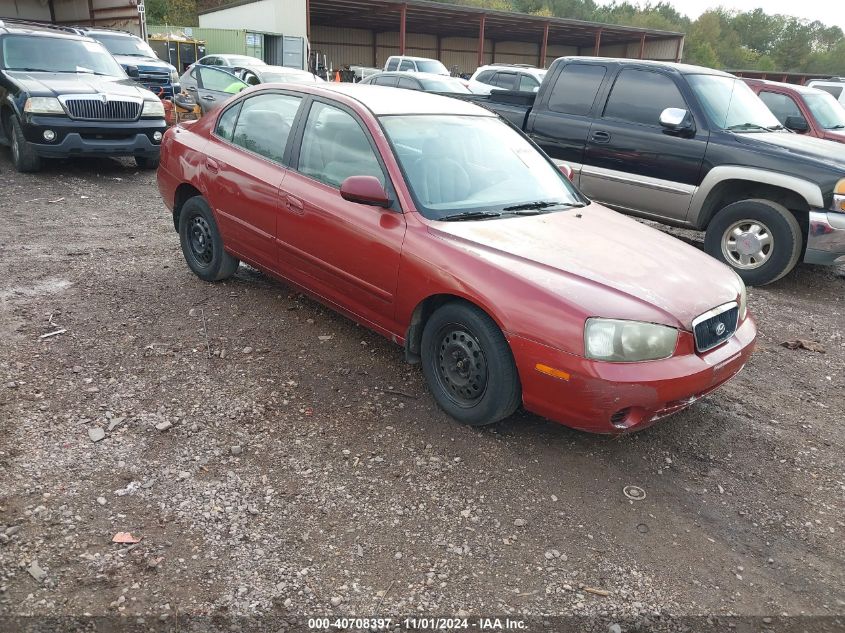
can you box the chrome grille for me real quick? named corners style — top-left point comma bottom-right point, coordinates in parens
top-left (138, 70), bottom-right (169, 86)
top-left (693, 303), bottom-right (739, 353)
top-left (64, 98), bottom-right (141, 121)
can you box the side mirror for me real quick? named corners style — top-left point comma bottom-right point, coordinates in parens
top-left (784, 115), bottom-right (809, 133)
top-left (558, 163), bottom-right (574, 181)
top-left (340, 176), bottom-right (390, 207)
top-left (126, 65), bottom-right (140, 79)
top-left (659, 107), bottom-right (694, 134)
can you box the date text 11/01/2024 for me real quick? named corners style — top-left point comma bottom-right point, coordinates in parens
top-left (307, 617), bottom-right (527, 630)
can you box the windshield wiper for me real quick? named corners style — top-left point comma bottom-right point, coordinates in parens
top-left (727, 122), bottom-right (777, 132)
top-left (502, 200), bottom-right (585, 212)
top-left (438, 211), bottom-right (503, 221)
top-left (828, 124), bottom-right (845, 130)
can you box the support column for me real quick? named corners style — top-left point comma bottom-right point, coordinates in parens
top-left (539, 23), bottom-right (549, 68)
top-left (477, 13), bottom-right (486, 68)
top-left (491, 40), bottom-right (496, 64)
top-left (674, 36), bottom-right (683, 62)
top-left (436, 34), bottom-right (442, 62)
top-left (593, 28), bottom-right (602, 56)
top-left (305, 0), bottom-right (311, 40)
top-left (638, 33), bottom-right (646, 59)
top-left (372, 30), bottom-right (378, 67)
top-left (399, 3), bottom-right (407, 55)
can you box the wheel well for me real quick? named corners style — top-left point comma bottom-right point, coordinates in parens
top-left (404, 294), bottom-right (497, 364)
top-left (172, 183), bottom-right (202, 232)
top-left (698, 180), bottom-right (809, 229)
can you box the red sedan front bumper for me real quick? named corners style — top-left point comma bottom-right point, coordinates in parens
top-left (509, 316), bottom-right (757, 434)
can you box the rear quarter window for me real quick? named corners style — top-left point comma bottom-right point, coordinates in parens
top-left (548, 64), bottom-right (607, 116)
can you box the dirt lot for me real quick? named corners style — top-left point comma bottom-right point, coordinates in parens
top-left (0, 152), bottom-right (843, 632)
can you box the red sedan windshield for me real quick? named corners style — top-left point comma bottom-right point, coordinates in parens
top-left (380, 114), bottom-right (583, 219)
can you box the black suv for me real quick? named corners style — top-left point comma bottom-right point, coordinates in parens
top-left (0, 20), bottom-right (167, 172)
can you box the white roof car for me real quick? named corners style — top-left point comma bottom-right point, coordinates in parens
top-left (468, 64), bottom-right (547, 94)
top-left (384, 55), bottom-right (449, 76)
top-left (196, 54), bottom-right (266, 68)
top-left (806, 79), bottom-right (845, 106)
top-left (360, 71), bottom-right (469, 93)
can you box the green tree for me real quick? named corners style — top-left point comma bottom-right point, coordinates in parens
top-left (145, 0), bottom-right (198, 27)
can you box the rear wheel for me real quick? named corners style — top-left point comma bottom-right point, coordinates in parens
top-left (704, 199), bottom-right (802, 286)
top-left (178, 196), bottom-right (239, 281)
top-left (7, 114), bottom-right (41, 173)
top-left (421, 302), bottom-right (520, 426)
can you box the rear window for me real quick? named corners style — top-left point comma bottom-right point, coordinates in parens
top-left (386, 58), bottom-right (399, 71)
top-left (548, 64), bottom-right (606, 116)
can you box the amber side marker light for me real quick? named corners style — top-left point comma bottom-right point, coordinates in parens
top-left (535, 363), bottom-right (571, 381)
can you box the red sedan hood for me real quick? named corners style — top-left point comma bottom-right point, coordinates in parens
top-left (428, 204), bottom-right (741, 329)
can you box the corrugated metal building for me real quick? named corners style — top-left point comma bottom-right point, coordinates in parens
top-left (198, 0), bottom-right (685, 75)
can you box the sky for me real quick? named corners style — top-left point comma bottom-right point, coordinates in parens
top-left (599, 0), bottom-right (845, 31)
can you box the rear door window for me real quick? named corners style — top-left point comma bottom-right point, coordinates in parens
top-left (603, 68), bottom-right (686, 126)
top-left (491, 72), bottom-right (517, 90)
top-left (231, 93), bottom-right (302, 163)
top-left (548, 64), bottom-right (607, 115)
top-left (397, 76), bottom-right (420, 90)
top-left (296, 101), bottom-right (385, 188)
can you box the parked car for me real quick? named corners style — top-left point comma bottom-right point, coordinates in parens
top-left (384, 55), bottom-right (449, 76)
top-left (459, 57), bottom-right (845, 286)
top-left (193, 54), bottom-right (266, 69)
top-left (360, 71), bottom-right (470, 93)
top-left (66, 27), bottom-right (181, 98)
top-left (157, 83), bottom-right (755, 434)
top-left (177, 66), bottom-right (248, 115)
top-left (806, 78), bottom-right (845, 106)
top-left (0, 20), bottom-right (166, 172)
top-left (231, 65), bottom-right (324, 86)
top-left (745, 79), bottom-right (845, 142)
top-left (468, 64), bottom-right (547, 94)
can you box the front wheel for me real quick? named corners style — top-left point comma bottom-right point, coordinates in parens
top-left (421, 302), bottom-right (521, 426)
top-left (178, 196), bottom-right (239, 281)
top-left (7, 114), bottom-right (41, 173)
top-left (704, 199), bottom-right (802, 286)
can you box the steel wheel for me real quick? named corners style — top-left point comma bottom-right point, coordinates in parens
top-left (721, 219), bottom-right (773, 270)
top-left (434, 324), bottom-right (488, 408)
top-left (188, 214), bottom-right (214, 267)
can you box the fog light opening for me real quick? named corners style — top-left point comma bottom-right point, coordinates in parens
top-left (610, 408), bottom-right (632, 429)
top-left (153, 131), bottom-right (163, 143)
top-left (43, 129), bottom-right (56, 142)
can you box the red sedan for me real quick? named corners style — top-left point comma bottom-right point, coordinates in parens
top-left (156, 83), bottom-right (756, 434)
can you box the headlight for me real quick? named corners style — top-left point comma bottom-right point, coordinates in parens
top-left (141, 99), bottom-right (165, 118)
top-left (24, 97), bottom-right (65, 115)
top-left (833, 178), bottom-right (845, 213)
top-left (736, 274), bottom-right (748, 321)
top-left (585, 318), bottom-right (678, 362)
top-left (170, 68), bottom-right (179, 83)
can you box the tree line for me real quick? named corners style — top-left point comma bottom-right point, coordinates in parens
top-left (439, 0), bottom-right (845, 74)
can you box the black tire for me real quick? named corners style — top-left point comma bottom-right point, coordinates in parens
top-left (421, 301), bottom-right (521, 426)
top-left (178, 196), bottom-right (239, 281)
top-left (135, 155), bottom-right (160, 170)
top-left (704, 198), bottom-right (802, 286)
top-left (7, 113), bottom-right (41, 173)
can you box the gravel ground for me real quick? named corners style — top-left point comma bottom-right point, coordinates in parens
top-left (0, 153), bottom-right (843, 632)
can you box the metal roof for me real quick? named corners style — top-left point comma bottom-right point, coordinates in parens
top-left (201, 0), bottom-right (683, 46)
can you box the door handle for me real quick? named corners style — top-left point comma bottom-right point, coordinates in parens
top-left (201, 95), bottom-right (216, 101)
top-left (186, 86), bottom-right (197, 92)
top-left (206, 158), bottom-right (219, 173)
top-left (591, 130), bottom-right (611, 144)
top-left (285, 195), bottom-right (304, 214)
